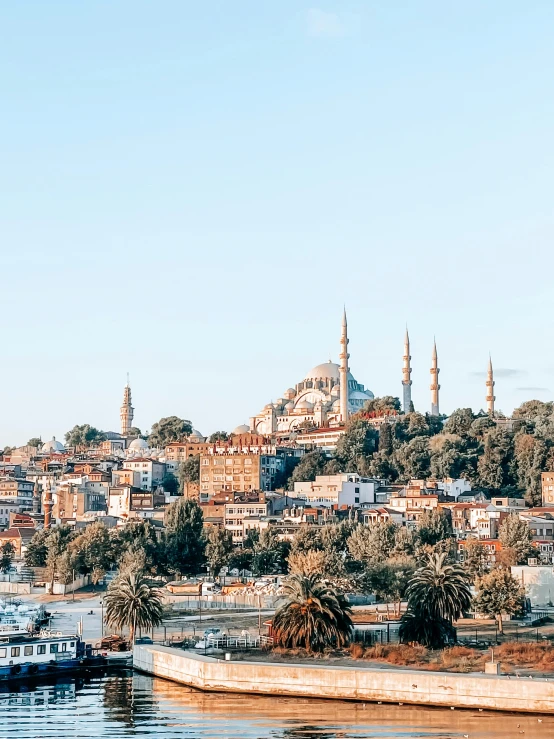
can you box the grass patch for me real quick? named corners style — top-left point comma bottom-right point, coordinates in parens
top-left (495, 642), bottom-right (554, 671)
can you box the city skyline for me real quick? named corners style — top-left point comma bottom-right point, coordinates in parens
top-left (1, 2), bottom-right (554, 443)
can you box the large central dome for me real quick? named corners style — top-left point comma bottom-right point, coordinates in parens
top-left (304, 361), bottom-right (340, 382)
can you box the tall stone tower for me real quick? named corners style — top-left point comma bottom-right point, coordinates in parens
top-left (486, 355), bottom-right (495, 416)
top-left (402, 328), bottom-right (412, 413)
top-left (339, 308), bottom-right (350, 425)
top-left (43, 481), bottom-right (53, 529)
top-left (120, 376), bottom-right (134, 436)
top-left (430, 339), bottom-right (440, 416)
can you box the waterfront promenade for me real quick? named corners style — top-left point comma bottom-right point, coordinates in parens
top-left (133, 644), bottom-right (554, 714)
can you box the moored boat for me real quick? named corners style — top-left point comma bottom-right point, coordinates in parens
top-left (0, 630), bottom-right (106, 680)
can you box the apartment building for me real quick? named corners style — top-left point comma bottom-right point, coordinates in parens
top-left (293, 473), bottom-right (376, 508)
top-left (199, 452), bottom-right (285, 502)
top-left (122, 458), bottom-right (165, 491)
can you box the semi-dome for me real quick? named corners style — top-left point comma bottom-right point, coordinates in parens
top-left (129, 438), bottom-right (149, 451)
top-left (331, 384), bottom-right (340, 396)
top-left (284, 401), bottom-right (294, 411)
top-left (295, 399), bottom-right (314, 410)
top-left (41, 437), bottom-right (65, 454)
top-left (232, 424), bottom-right (250, 435)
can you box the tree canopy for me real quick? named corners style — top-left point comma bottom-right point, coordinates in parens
top-left (65, 424), bottom-right (106, 448)
top-left (148, 416), bottom-right (193, 447)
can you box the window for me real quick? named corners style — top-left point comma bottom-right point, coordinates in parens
top-left (50, 644), bottom-right (59, 653)
top-left (62, 643), bottom-right (67, 652)
top-left (11, 647), bottom-right (20, 657)
top-left (70, 642), bottom-right (75, 648)
top-left (37, 645), bottom-right (46, 655)
top-left (0, 648), bottom-right (6, 658)
top-left (202, 459), bottom-right (209, 466)
top-left (24, 646), bottom-right (33, 656)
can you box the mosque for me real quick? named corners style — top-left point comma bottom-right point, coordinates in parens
top-left (249, 311), bottom-right (375, 435)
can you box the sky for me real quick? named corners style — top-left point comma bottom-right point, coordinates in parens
top-left (1, 1), bottom-right (554, 446)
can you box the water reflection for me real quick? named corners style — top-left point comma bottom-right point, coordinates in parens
top-left (0, 672), bottom-right (551, 738)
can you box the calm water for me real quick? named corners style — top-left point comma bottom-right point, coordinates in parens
top-left (0, 671), bottom-right (551, 738)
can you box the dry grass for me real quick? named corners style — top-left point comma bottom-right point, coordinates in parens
top-left (347, 643), bottom-right (484, 672)
top-left (495, 642), bottom-right (554, 671)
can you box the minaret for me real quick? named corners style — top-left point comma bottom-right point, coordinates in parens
top-left (430, 338), bottom-right (440, 416)
top-left (120, 374), bottom-right (134, 436)
top-left (339, 308), bottom-right (350, 424)
top-left (43, 481), bottom-right (53, 529)
top-left (402, 327), bottom-right (412, 413)
top-left (486, 355), bottom-right (495, 416)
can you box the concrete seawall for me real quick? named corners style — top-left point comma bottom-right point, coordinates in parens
top-left (133, 645), bottom-right (554, 714)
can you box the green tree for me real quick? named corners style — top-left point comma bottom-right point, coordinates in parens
top-left (205, 527), bottom-right (233, 578)
top-left (498, 513), bottom-right (536, 565)
top-left (347, 521), bottom-right (396, 565)
top-left (163, 498), bottom-right (205, 576)
top-left (127, 427), bottom-right (143, 437)
top-left (208, 431), bottom-right (229, 443)
top-left (252, 528), bottom-right (288, 575)
top-left (473, 568), bottom-right (525, 633)
top-left (65, 424), bottom-right (106, 448)
top-left (393, 436), bottom-right (431, 480)
top-left (25, 528), bottom-right (50, 567)
top-left (178, 456), bottom-right (200, 493)
top-left (0, 542), bottom-right (14, 573)
top-left (443, 408), bottom-right (475, 436)
top-left (378, 423), bottom-right (393, 455)
top-left (45, 525), bottom-right (76, 591)
top-left (71, 521), bottom-right (115, 587)
top-left (272, 574), bottom-right (353, 652)
top-left (104, 572), bottom-right (164, 644)
top-left (162, 471), bottom-right (179, 495)
top-left (399, 552), bottom-right (472, 649)
top-left (148, 416), bottom-right (193, 448)
top-left (26, 437), bottom-right (42, 448)
top-left (462, 539), bottom-right (489, 581)
top-left (286, 450), bottom-right (328, 490)
top-left (335, 418), bottom-right (379, 470)
top-left (417, 509), bottom-right (452, 547)
top-left (114, 520), bottom-right (163, 576)
top-left (363, 396), bottom-right (401, 413)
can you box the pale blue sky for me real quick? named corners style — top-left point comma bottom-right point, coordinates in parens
top-left (1, 1), bottom-right (554, 445)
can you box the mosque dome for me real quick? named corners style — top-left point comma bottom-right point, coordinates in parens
top-left (283, 388), bottom-right (296, 400)
top-left (189, 429), bottom-right (205, 441)
top-left (284, 401), bottom-right (294, 411)
top-left (304, 361), bottom-right (340, 382)
top-left (232, 424), bottom-right (250, 435)
top-left (295, 399), bottom-right (314, 410)
top-left (129, 438), bottom-right (149, 451)
top-left (41, 437), bottom-right (65, 454)
top-left (331, 384), bottom-right (340, 397)
top-left (331, 399), bottom-right (341, 411)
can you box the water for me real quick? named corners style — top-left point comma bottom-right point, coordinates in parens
top-left (0, 671), bottom-right (551, 738)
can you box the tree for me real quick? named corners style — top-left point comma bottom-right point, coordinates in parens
top-left (498, 513), bottom-right (536, 565)
top-left (178, 456), bottom-right (200, 494)
top-left (393, 436), bottom-right (431, 480)
top-left (363, 396), bottom-right (401, 413)
top-left (104, 572), bottom-right (164, 644)
top-left (474, 568), bottom-right (525, 633)
top-left (443, 408), bottom-right (475, 436)
top-left (148, 416), bottom-right (193, 448)
top-left (365, 556), bottom-right (417, 618)
top-left (399, 552), bottom-right (472, 649)
top-left (378, 423), bottom-right (393, 455)
top-left (65, 424), bottom-right (106, 448)
top-left (114, 520), bottom-right (163, 576)
top-left (0, 542), bottom-right (14, 574)
top-left (44, 525), bottom-right (76, 591)
top-left (335, 418), bottom-right (379, 470)
top-left (286, 450), bottom-right (328, 490)
top-left (462, 539), bottom-right (489, 581)
top-left (163, 498), bottom-right (205, 576)
top-left (252, 528), bottom-right (288, 575)
top-left (347, 521), bottom-right (396, 565)
top-left (27, 437), bottom-right (42, 448)
top-left (162, 471), bottom-right (179, 495)
top-left (127, 427), bottom-right (144, 438)
top-left (205, 527), bottom-right (233, 578)
top-left (25, 529), bottom-right (50, 567)
top-left (208, 431), bottom-right (229, 443)
top-left (71, 521), bottom-right (115, 587)
top-left (417, 509), bottom-right (452, 547)
top-left (272, 574), bottom-right (353, 652)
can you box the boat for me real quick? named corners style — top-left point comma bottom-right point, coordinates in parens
top-left (0, 630), bottom-right (106, 680)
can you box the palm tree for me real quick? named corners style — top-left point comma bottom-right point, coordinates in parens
top-left (272, 574), bottom-right (353, 653)
top-left (104, 572), bottom-right (164, 644)
top-left (400, 551), bottom-right (472, 649)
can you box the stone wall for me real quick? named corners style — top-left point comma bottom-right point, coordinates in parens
top-left (133, 645), bottom-right (554, 714)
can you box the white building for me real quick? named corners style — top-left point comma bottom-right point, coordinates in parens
top-left (121, 458), bottom-right (165, 491)
top-left (293, 474), bottom-right (376, 508)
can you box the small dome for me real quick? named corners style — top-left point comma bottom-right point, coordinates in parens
top-left (129, 438), bottom-right (149, 451)
top-left (284, 401), bottom-right (294, 411)
top-left (283, 388), bottom-right (296, 400)
top-left (41, 437), bottom-right (65, 454)
top-left (331, 399), bottom-right (341, 410)
top-left (295, 399), bottom-right (314, 410)
top-left (189, 429), bottom-right (205, 441)
top-left (232, 424), bottom-right (250, 435)
top-left (331, 385), bottom-right (340, 397)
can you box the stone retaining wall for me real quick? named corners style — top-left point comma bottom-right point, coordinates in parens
top-left (133, 645), bottom-right (554, 714)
